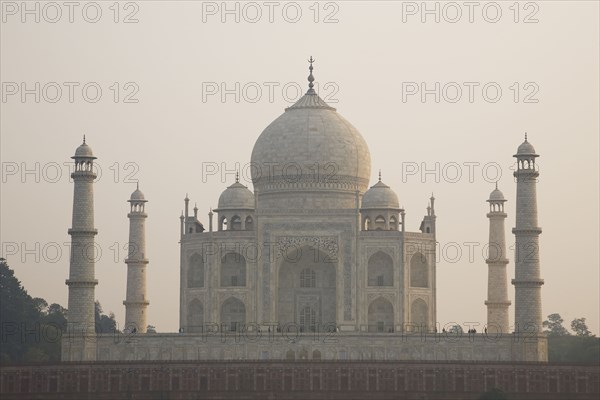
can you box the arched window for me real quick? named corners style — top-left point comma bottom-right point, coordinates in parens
top-left (389, 215), bottom-right (398, 230)
top-left (300, 268), bottom-right (316, 288)
top-left (368, 297), bottom-right (394, 333)
top-left (230, 215), bottom-right (242, 231)
top-left (188, 253), bottom-right (204, 288)
top-left (245, 216), bottom-right (254, 230)
top-left (220, 216), bottom-right (227, 231)
top-left (411, 298), bottom-right (428, 332)
top-left (364, 216), bottom-right (371, 231)
top-left (300, 306), bottom-right (316, 332)
top-left (221, 297), bottom-right (245, 332)
top-left (410, 253), bottom-right (428, 288)
top-left (278, 246), bottom-right (336, 333)
top-left (221, 252), bottom-right (246, 287)
top-left (187, 299), bottom-right (204, 333)
top-left (374, 215), bottom-right (386, 230)
top-left (367, 251), bottom-right (393, 287)
top-left (426, 227), bottom-right (430, 233)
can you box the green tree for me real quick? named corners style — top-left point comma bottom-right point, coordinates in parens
top-left (571, 318), bottom-right (593, 337)
top-left (95, 301), bottom-right (119, 334)
top-left (448, 324), bottom-right (463, 334)
top-left (548, 336), bottom-right (600, 363)
top-left (32, 297), bottom-right (48, 314)
top-left (0, 258), bottom-right (42, 362)
top-left (44, 303), bottom-right (67, 329)
top-left (39, 303), bottom-right (68, 361)
top-left (543, 313), bottom-right (570, 336)
top-left (23, 347), bottom-right (49, 362)
top-left (0, 258), bottom-right (68, 362)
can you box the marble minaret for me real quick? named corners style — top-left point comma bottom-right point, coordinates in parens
top-left (123, 184), bottom-right (149, 333)
top-left (65, 137), bottom-right (98, 361)
top-left (485, 184), bottom-right (511, 334)
top-left (512, 134), bottom-right (544, 335)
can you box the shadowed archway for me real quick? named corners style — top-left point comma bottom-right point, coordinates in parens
top-left (278, 245), bottom-right (337, 332)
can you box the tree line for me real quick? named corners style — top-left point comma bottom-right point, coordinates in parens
top-left (543, 313), bottom-right (599, 363)
top-left (0, 258), bottom-right (123, 362)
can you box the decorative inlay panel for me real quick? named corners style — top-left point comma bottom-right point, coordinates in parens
top-left (277, 236), bottom-right (338, 261)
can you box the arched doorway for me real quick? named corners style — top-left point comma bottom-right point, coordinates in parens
top-left (187, 253), bottom-right (204, 288)
top-left (367, 251), bottom-right (393, 287)
top-left (221, 297), bottom-right (246, 332)
top-left (410, 252), bottom-right (428, 287)
top-left (221, 252), bottom-right (246, 287)
top-left (187, 299), bottom-right (204, 333)
top-left (411, 298), bottom-right (428, 332)
top-left (368, 297), bottom-right (394, 333)
top-left (278, 245), bottom-right (336, 332)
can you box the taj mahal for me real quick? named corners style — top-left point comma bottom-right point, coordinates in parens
top-left (61, 61), bottom-right (547, 363)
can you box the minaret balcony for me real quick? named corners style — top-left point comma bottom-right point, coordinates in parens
top-left (512, 227), bottom-right (542, 235)
top-left (127, 212), bottom-right (148, 218)
top-left (484, 300), bottom-right (511, 307)
top-left (513, 169), bottom-right (539, 178)
top-left (71, 171), bottom-right (97, 179)
top-left (123, 300), bottom-right (150, 306)
top-left (65, 279), bottom-right (98, 287)
top-left (67, 228), bottom-right (98, 235)
top-left (511, 278), bottom-right (544, 287)
top-left (124, 258), bottom-right (149, 264)
top-left (485, 258), bottom-right (509, 265)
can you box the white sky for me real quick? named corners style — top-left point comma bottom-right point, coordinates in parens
top-left (1, 0), bottom-right (598, 334)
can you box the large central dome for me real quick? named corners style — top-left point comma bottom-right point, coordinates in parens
top-left (251, 62), bottom-right (371, 209)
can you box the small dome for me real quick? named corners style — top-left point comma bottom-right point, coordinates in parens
top-left (361, 179), bottom-right (400, 209)
top-left (515, 138), bottom-right (537, 156)
top-left (73, 141), bottom-right (95, 159)
top-left (488, 187), bottom-right (505, 202)
top-left (217, 181), bottom-right (254, 210)
top-left (130, 188), bottom-right (146, 201)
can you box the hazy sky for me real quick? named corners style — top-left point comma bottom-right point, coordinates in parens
top-left (1, 1), bottom-right (598, 334)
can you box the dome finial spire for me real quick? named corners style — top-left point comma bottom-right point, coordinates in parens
top-left (136, 182), bottom-right (139, 190)
top-left (378, 169), bottom-right (382, 182)
top-left (307, 56), bottom-right (315, 94)
top-left (83, 134), bottom-right (86, 144)
top-left (235, 171), bottom-right (239, 183)
top-left (524, 132), bottom-right (528, 142)
top-left (495, 181), bottom-right (498, 190)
